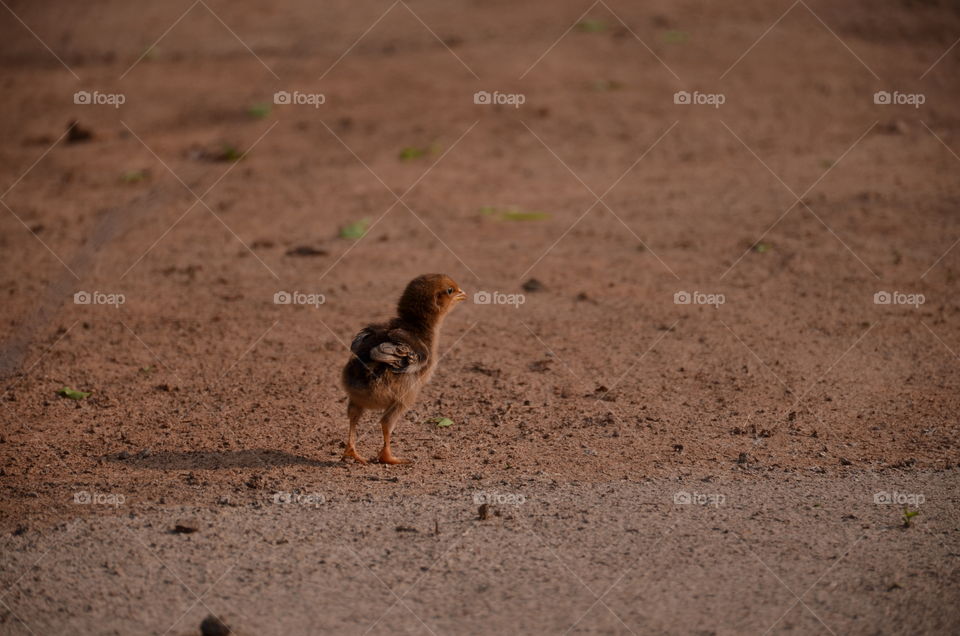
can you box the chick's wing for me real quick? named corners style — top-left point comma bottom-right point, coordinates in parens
top-left (351, 326), bottom-right (428, 374)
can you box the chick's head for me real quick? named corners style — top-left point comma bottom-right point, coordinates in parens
top-left (398, 273), bottom-right (466, 322)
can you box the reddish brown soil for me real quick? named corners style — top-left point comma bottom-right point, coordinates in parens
top-left (1, 0), bottom-right (959, 633)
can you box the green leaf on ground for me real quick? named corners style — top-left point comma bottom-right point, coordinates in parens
top-left (592, 79), bottom-right (624, 91)
top-left (340, 219), bottom-right (369, 239)
top-left (57, 387), bottom-right (90, 400)
top-left (432, 417), bottom-right (454, 428)
top-left (399, 143), bottom-right (443, 161)
top-left (501, 210), bottom-right (549, 221)
top-left (248, 103), bottom-right (272, 119)
top-left (903, 509), bottom-right (920, 527)
top-left (220, 145), bottom-right (244, 162)
top-left (577, 19), bottom-right (606, 33)
top-left (481, 206), bottom-right (549, 222)
top-left (399, 147), bottom-right (426, 161)
top-left (663, 30), bottom-right (689, 44)
top-left (121, 169), bottom-right (148, 183)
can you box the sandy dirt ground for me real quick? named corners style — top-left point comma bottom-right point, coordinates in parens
top-left (1, 0), bottom-right (959, 634)
top-left (3, 474), bottom-right (959, 635)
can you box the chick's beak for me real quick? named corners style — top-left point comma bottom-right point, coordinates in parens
top-left (454, 289), bottom-right (467, 302)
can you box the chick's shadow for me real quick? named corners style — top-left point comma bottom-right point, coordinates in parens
top-left (105, 449), bottom-right (339, 470)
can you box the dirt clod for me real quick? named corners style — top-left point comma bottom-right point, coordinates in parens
top-left (521, 278), bottom-right (544, 292)
top-left (66, 120), bottom-right (92, 143)
top-left (200, 614), bottom-right (231, 636)
top-left (285, 246), bottom-right (328, 257)
top-left (171, 524), bottom-right (198, 534)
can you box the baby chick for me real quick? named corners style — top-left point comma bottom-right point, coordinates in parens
top-left (341, 274), bottom-right (466, 464)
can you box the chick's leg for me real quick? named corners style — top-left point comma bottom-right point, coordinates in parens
top-left (342, 400), bottom-right (367, 464)
top-left (378, 403), bottom-right (411, 465)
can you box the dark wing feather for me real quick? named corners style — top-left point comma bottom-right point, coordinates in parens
top-left (349, 325), bottom-right (428, 375)
top-left (350, 327), bottom-right (374, 354)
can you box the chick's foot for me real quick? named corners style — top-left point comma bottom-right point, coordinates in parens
top-left (377, 449), bottom-right (411, 465)
top-left (341, 447), bottom-right (368, 464)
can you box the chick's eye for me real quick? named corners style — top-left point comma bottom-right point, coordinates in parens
top-left (446, 287), bottom-right (454, 295)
